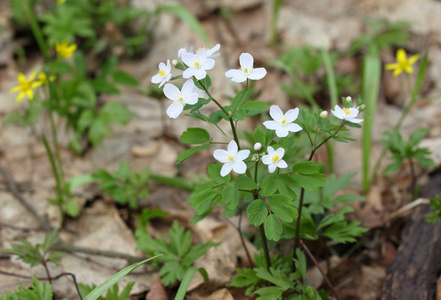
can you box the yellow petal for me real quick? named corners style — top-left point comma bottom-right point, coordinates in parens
top-left (17, 73), bottom-right (26, 83)
top-left (10, 85), bottom-right (22, 92)
top-left (27, 89), bottom-right (34, 100)
top-left (393, 68), bottom-right (402, 77)
top-left (408, 54), bottom-right (420, 65)
top-left (385, 63), bottom-right (399, 70)
top-left (396, 49), bottom-right (407, 64)
top-left (404, 65), bottom-right (413, 74)
top-left (16, 92), bottom-right (25, 103)
top-left (29, 70), bottom-right (37, 81)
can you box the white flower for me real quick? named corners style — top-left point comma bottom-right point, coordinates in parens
top-left (225, 53), bottom-right (267, 83)
top-left (163, 80), bottom-right (199, 118)
top-left (262, 146), bottom-right (287, 173)
top-left (213, 140), bottom-right (250, 177)
top-left (178, 47), bottom-right (193, 59)
top-left (182, 48), bottom-right (216, 80)
top-left (263, 105), bottom-right (302, 137)
top-left (196, 44), bottom-right (220, 59)
top-left (151, 60), bottom-right (172, 88)
top-left (331, 105), bottom-right (363, 123)
top-left (192, 85), bottom-right (209, 100)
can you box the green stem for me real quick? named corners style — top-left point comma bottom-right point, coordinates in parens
top-left (259, 223), bottom-right (271, 271)
top-left (292, 121), bottom-right (345, 271)
top-left (149, 174), bottom-right (194, 192)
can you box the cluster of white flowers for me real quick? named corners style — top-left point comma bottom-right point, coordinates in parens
top-left (151, 43), bottom-right (364, 177)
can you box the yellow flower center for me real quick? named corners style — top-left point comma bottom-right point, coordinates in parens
top-left (158, 69), bottom-right (165, 76)
top-left (194, 61), bottom-right (200, 68)
top-left (228, 155), bottom-right (235, 162)
top-left (344, 108), bottom-right (352, 115)
top-left (280, 118), bottom-right (287, 126)
top-left (272, 155), bottom-right (280, 163)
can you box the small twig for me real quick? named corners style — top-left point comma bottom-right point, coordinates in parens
top-left (300, 240), bottom-right (340, 300)
top-left (0, 222), bottom-right (36, 232)
top-left (382, 198), bottom-right (430, 224)
top-left (0, 269), bottom-right (83, 300)
top-left (0, 165), bottom-right (52, 232)
top-left (54, 241), bottom-right (146, 264)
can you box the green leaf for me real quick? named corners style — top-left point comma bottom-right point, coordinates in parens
top-left (264, 214), bottom-right (282, 241)
top-left (231, 88), bottom-right (254, 110)
top-left (169, 221), bottom-right (192, 258)
top-left (268, 195), bottom-right (298, 223)
top-left (254, 267), bottom-right (293, 290)
top-left (234, 176), bottom-right (257, 191)
top-left (241, 101), bottom-right (269, 116)
top-left (176, 143), bottom-right (210, 164)
top-left (189, 188), bottom-right (219, 215)
top-left (66, 200), bottom-right (80, 217)
top-left (222, 185), bottom-right (240, 210)
top-left (292, 161), bottom-right (320, 174)
top-left (83, 256), bottom-right (161, 300)
top-left (409, 128), bottom-right (429, 147)
top-left (113, 70), bottom-right (139, 86)
top-left (230, 268), bottom-right (262, 296)
top-left (260, 173), bottom-right (279, 197)
top-left (292, 173), bottom-right (326, 192)
top-left (42, 229), bottom-right (59, 253)
top-left (247, 199), bottom-right (268, 226)
top-left (155, 5), bottom-right (210, 44)
top-left (180, 128), bottom-right (210, 144)
top-left (254, 128), bottom-right (266, 145)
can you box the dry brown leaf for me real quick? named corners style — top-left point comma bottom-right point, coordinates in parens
top-left (146, 279), bottom-right (168, 300)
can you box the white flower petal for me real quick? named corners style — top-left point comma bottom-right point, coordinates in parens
top-left (214, 149), bottom-right (229, 163)
top-left (231, 74), bottom-right (247, 83)
top-left (285, 107), bottom-right (299, 122)
top-left (167, 102), bottom-right (184, 118)
top-left (163, 84), bottom-right (179, 100)
top-left (203, 58), bottom-right (215, 70)
top-left (346, 107), bottom-right (359, 119)
top-left (225, 69), bottom-right (242, 79)
top-left (232, 161), bottom-right (247, 174)
top-left (194, 69), bottom-right (207, 80)
top-left (275, 127), bottom-right (289, 137)
top-left (262, 154), bottom-right (272, 165)
top-left (263, 120), bottom-right (280, 130)
top-left (267, 146), bottom-right (275, 154)
top-left (182, 80), bottom-right (194, 94)
top-left (165, 60), bottom-right (171, 72)
top-left (158, 62), bottom-right (166, 70)
top-left (269, 105), bottom-right (283, 120)
top-left (183, 68), bottom-right (195, 79)
top-left (275, 147), bottom-right (285, 157)
top-left (286, 123), bottom-right (302, 133)
top-left (268, 164), bottom-right (276, 173)
top-left (221, 163), bottom-right (233, 177)
top-left (186, 93), bottom-right (199, 105)
top-left (240, 53), bottom-right (254, 68)
top-left (181, 53), bottom-right (195, 66)
top-left (348, 118), bottom-right (363, 123)
top-left (151, 74), bottom-right (162, 84)
top-left (248, 68), bottom-right (267, 80)
top-left (235, 149), bottom-right (250, 161)
top-left (227, 140), bottom-right (238, 155)
top-left (277, 160), bottom-right (288, 169)
top-left (207, 44), bottom-right (220, 57)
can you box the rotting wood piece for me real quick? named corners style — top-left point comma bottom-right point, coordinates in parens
top-left (382, 170), bottom-right (441, 300)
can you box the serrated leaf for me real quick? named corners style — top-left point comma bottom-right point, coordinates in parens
top-left (268, 195), bottom-right (298, 222)
top-left (264, 214), bottom-right (282, 241)
top-left (247, 199), bottom-right (268, 226)
top-left (292, 173), bottom-right (326, 192)
top-left (180, 128), bottom-right (210, 144)
top-left (189, 188), bottom-right (219, 215)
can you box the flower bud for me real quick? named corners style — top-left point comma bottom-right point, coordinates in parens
top-left (172, 59), bottom-right (178, 66)
top-left (359, 104), bottom-right (366, 111)
top-left (320, 111), bottom-right (328, 119)
top-left (346, 96), bottom-right (352, 103)
top-left (254, 142), bottom-right (262, 151)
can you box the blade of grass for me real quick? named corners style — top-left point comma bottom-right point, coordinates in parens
top-left (369, 53), bottom-right (428, 187)
top-left (155, 5), bottom-right (211, 44)
top-left (270, 0), bottom-right (283, 47)
top-left (83, 255), bottom-right (161, 300)
top-left (42, 134), bottom-right (63, 217)
top-left (321, 48), bottom-right (338, 172)
top-left (174, 267), bottom-right (208, 300)
top-left (361, 49), bottom-right (381, 193)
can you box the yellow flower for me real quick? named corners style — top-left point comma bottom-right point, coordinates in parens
top-left (55, 41), bottom-right (77, 59)
top-left (37, 72), bottom-right (56, 85)
top-left (10, 71), bottom-right (42, 103)
top-left (57, 0), bottom-right (67, 4)
top-left (385, 48), bottom-right (420, 77)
